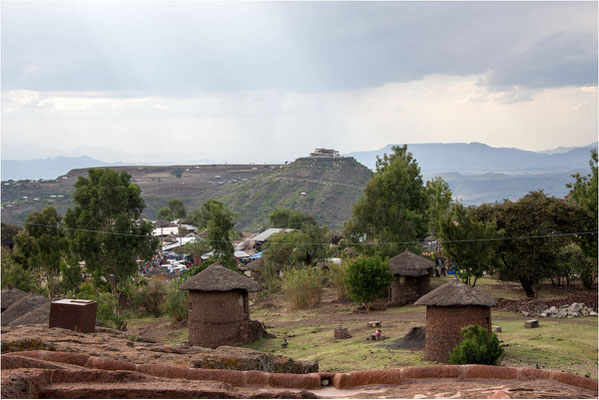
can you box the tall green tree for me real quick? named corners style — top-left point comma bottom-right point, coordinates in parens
top-left (203, 200), bottom-right (236, 263)
top-left (440, 204), bottom-right (503, 287)
top-left (64, 169), bottom-right (158, 303)
top-left (473, 191), bottom-right (590, 297)
top-left (345, 256), bottom-right (392, 312)
top-left (14, 206), bottom-right (68, 298)
top-left (168, 198), bottom-right (187, 219)
top-left (191, 198), bottom-right (224, 228)
top-left (344, 145), bottom-right (428, 257)
top-left (426, 176), bottom-right (453, 237)
top-left (566, 149), bottom-right (598, 261)
top-left (157, 207), bottom-right (172, 221)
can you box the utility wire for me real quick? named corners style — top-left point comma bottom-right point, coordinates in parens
top-left (19, 221), bottom-right (598, 246)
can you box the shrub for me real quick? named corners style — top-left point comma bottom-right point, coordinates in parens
top-left (281, 266), bottom-right (324, 310)
top-left (1, 251), bottom-right (40, 293)
top-left (328, 260), bottom-right (349, 300)
top-left (257, 259), bottom-right (283, 294)
top-left (449, 324), bottom-right (504, 365)
top-left (71, 282), bottom-right (126, 330)
top-left (165, 278), bottom-right (188, 322)
top-left (345, 256), bottom-right (392, 311)
top-left (132, 277), bottom-right (167, 317)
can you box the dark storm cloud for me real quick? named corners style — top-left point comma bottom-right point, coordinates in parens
top-left (1, 1), bottom-right (596, 93)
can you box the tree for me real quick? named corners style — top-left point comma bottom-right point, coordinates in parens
top-left (269, 209), bottom-right (317, 229)
top-left (473, 191), bottom-right (590, 297)
top-left (64, 169), bottom-right (158, 305)
top-left (14, 206), bottom-right (68, 298)
top-left (440, 204), bottom-right (503, 287)
top-left (157, 207), bottom-right (172, 221)
top-left (345, 256), bottom-right (392, 311)
top-left (204, 200), bottom-right (236, 263)
top-left (168, 198), bottom-right (186, 219)
top-left (566, 149), bottom-right (598, 262)
top-left (1, 251), bottom-right (40, 293)
top-left (426, 176), bottom-right (453, 237)
top-left (344, 145), bottom-right (428, 257)
top-left (191, 198), bottom-right (224, 228)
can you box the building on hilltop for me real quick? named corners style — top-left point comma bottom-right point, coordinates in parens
top-left (179, 262), bottom-right (268, 348)
top-left (414, 278), bottom-right (496, 362)
top-left (387, 249), bottom-right (434, 306)
top-left (309, 148), bottom-right (341, 158)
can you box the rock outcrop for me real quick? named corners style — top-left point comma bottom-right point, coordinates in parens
top-left (1, 325), bottom-right (318, 374)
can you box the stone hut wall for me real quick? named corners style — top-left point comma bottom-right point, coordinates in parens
top-left (389, 275), bottom-right (430, 306)
top-left (188, 290), bottom-right (249, 348)
top-left (424, 305), bottom-right (491, 362)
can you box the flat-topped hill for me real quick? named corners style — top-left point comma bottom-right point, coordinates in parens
top-left (1, 158), bottom-right (371, 231)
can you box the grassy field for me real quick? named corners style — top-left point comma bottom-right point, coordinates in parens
top-left (125, 277), bottom-right (598, 379)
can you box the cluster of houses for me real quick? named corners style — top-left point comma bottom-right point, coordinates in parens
top-left (143, 219), bottom-right (298, 278)
top-left (182, 247), bottom-right (497, 364)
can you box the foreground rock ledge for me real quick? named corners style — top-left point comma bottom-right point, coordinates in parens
top-left (1, 324), bottom-right (317, 374)
top-left (2, 351), bottom-right (597, 399)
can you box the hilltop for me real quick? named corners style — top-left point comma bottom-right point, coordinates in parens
top-left (0, 157), bottom-right (371, 231)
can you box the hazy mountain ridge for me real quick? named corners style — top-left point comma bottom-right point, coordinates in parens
top-left (346, 142), bottom-right (597, 174)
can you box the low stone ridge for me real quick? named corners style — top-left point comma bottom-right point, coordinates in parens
top-left (2, 351), bottom-right (597, 399)
top-left (1, 325), bottom-right (318, 374)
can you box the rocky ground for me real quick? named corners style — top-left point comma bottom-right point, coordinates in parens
top-left (2, 350), bottom-right (596, 399)
top-left (1, 324), bottom-right (318, 374)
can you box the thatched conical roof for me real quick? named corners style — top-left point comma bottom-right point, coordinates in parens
top-left (414, 278), bottom-right (496, 307)
top-left (388, 250), bottom-right (435, 276)
top-left (179, 263), bottom-right (261, 292)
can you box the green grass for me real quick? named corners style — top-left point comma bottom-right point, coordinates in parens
top-left (125, 286), bottom-right (598, 379)
top-left (493, 314), bottom-right (598, 379)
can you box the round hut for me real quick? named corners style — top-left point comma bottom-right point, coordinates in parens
top-left (414, 278), bottom-right (497, 362)
top-left (179, 262), bottom-right (264, 348)
top-left (388, 249), bottom-right (434, 306)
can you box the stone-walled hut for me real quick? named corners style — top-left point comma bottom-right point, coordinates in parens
top-left (387, 250), bottom-right (434, 306)
top-left (179, 262), bottom-right (265, 348)
top-left (414, 278), bottom-right (497, 362)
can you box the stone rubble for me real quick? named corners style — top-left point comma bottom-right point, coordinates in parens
top-left (535, 302), bottom-right (598, 318)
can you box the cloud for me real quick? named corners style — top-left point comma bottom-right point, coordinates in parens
top-left (2, 74), bottom-right (596, 163)
top-left (1, 2), bottom-right (596, 94)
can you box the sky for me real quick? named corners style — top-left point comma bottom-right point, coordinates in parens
top-left (2, 1), bottom-right (597, 164)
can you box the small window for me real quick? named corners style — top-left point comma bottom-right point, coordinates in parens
top-left (485, 316), bottom-right (490, 325)
top-left (189, 302), bottom-right (192, 310)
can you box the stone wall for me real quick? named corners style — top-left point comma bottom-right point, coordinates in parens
top-left (189, 290), bottom-right (249, 348)
top-left (389, 275), bottom-right (430, 306)
top-left (424, 305), bottom-right (491, 362)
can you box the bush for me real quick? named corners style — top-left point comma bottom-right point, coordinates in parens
top-left (71, 281), bottom-right (126, 330)
top-left (131, 277), bottom-right (167, 317)
top-left (165, 278), bottom-right (188, 322)
top-left (281, 266), bottom-right (324, 310)
top-left (449, 324), bottom-right (504, 365)
top-left (1, 251), bottom-right (40, 293)
top-left (345, 256), bottom-right (392, 311)
top-left (328, 260), bottom-right (349, 300)
top-left (257, 259), bottom-right (283, 294)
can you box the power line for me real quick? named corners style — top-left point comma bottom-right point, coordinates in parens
top-left (19, 221), bottom-right (598, 246)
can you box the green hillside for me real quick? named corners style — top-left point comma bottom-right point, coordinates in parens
top-left (214, 157), bottom-right (371, 231)
top-left (1, 158), bottom-right (371, 232)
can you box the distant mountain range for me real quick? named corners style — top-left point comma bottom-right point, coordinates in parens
top-left (345, 142), bottom-right (598, 175)
top-left (1, 156), bottom-right (119, 181)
